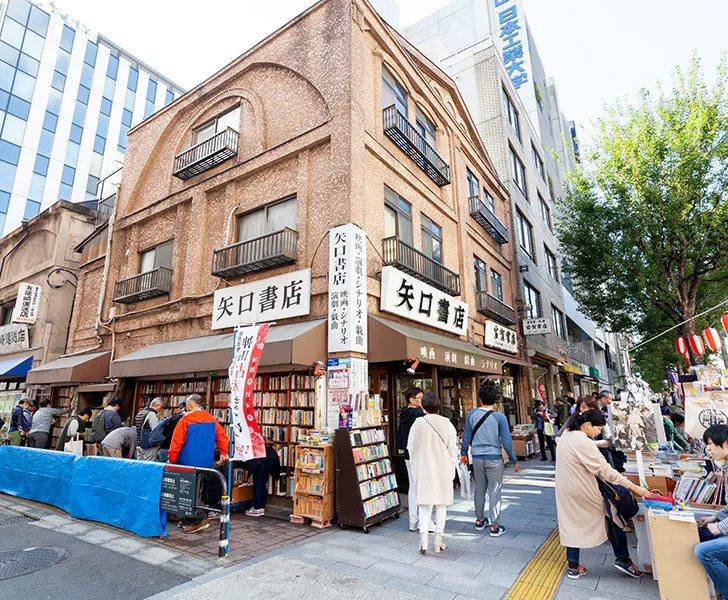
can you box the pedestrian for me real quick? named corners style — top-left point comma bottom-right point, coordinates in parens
top-left (566, 394), bottom-right (576, 415)
top-left (461, 385), bottom-right (519, 536)
top-left (554, 396), bottom-right (569, 429)
top-left (8, 398), bottom-right (32, 446)
top-left (100, 426), bottom-right (137, 458)
top-left (28, 400), bottom-right (69, 449)
top-left (695, 424), bottom-right (728, 598)
top-left (56, 408), bottom-right (93, 451)
top-left (396, 386), bottom-right (424, 532)
top-left (102, 397), bottom-right (123, 437)
top-left (407, 392), bottom-right (457, 554)
top-left (134, 397), bottom-right (163, 461)
top-left (533, 401), bottom-right (556, 462)
top-left (157, 402), bottom-right (186, 463)
top-left (168, 394), bottom-right (229, 534)
top-left (556, 409), bottom-right (650, 580)
top-left (245, 440), bottom-right (281, 517)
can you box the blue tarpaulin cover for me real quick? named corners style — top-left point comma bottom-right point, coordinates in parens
top-left (0, 446), bottom-right (167, 538)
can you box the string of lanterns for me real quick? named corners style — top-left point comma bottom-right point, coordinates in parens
top-left (674, 313), bottom-right (728, 360)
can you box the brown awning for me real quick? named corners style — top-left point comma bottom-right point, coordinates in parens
top-left (481, 348), bottom-right (532, 368)
top-left (108, 319), bottom-right (327, 379)
top-left (25, 351), bottom-right (111, 385)
top-left (77, 383), bottom-right (116, 393)
top-left (368, 316), bottom-right (502, 374)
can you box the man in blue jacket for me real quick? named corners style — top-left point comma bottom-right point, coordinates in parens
top-left (8, 398), bottom-right (32, 446)
top-left (460, 385), bottom-right (518, 537)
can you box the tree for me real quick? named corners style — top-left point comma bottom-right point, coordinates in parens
top-left (557, 55), bottom-right (728, 381)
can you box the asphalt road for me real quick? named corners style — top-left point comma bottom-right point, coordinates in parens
top-left (0, 510), bottom-right (188, 600)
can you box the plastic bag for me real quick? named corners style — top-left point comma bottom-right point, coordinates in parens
top-left (64, 435), bottom-right (83, 455)
top-left (457, 463), bottom-right (471, 500)
top-left (544, 421), bottom-right (555, 437)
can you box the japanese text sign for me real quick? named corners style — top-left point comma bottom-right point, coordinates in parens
top-left (0, 324), bottom-right (30, 355)
top-left (523, 317), bottom-right (551, 336)
top-left (229, 324), bottom-right (270, 461)
top-left (12, 283), bottom-right (41, 325)
top-left (328, 224), bottom-right (367, 353)
top-left (484, 320), bottom-right (518, 354)
top-left (212, 269), bottom-right (310, 330)
top-left (493, 0), bottom-right (529, 90)
top-left (380, 266), bottom-right (468, 336)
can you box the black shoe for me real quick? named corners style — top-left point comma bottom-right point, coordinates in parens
top-left (475, 518), bottom-right (490, 531)
top-left (540, 457), bottom-right (548, 462)
top-left (614, 559), bottom-right (642, 578)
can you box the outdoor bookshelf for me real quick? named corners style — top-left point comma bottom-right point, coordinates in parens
top-left (50, 386), bottom-right (75, 449)
top-left (334, 426), bottom-right (400, 532)
top-left (290, 442), bottom-right (334, 528)
top-left (134, 378), bottom-right (208, 419)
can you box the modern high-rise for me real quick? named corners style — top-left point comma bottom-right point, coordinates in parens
top-left (0, 0), bottom-right (183, 236)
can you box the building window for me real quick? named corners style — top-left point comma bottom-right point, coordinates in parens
top-left (192, 106), bottom-right (240, 145)
top-left (552, 305), bottom-right (566, 339)
top-left (236, 197), bottom-right (296, 242)
top-left (382, 67), bottom-right (407, 115)
top-left (502, 88), bottom-right (520, 140)
top-left (467, 169), bottom-right (479, 199)
top-left (539, 195), bottom-right (552, 230)
top-left (523, 282), bottom-right (541, 318)
top-left (384, 186), bottom-right (413, 246)
top-left (509, 146), bottom-right (527, 196)
top-left (0, 303), bottom-right (13, 325)
top-left (127, 67), bottom-right (139, 92)
top-left (545, 246), bottom-right (558, 280)
top-left (139, 240), bottom-right (173, 274)
top-left (483, 190), bottom-right (495, 212)
top-left (474, 257), bottom-right (487, 292)
top-left (515, 210), bottom-right (534, 259)
top-left (415, 108), bottom-right (435, 149)
top-left (532, 145), bottom-right (545, 181)
top-left (60, 25), bottom-right (75, 53)
top-left (491, 269), bottom-right (503, 301)
top-left (421, 215), bottom-right (442, 263)
top-left (165, 89), bottom-right (174, 106)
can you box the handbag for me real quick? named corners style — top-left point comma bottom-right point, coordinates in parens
top-left (64, 435), bottom-right (84, 455)
top-left (544, 421), bottom-right (555, 437)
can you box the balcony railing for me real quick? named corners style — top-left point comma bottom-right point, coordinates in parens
top-left (469, 196), bottom-right (508, 244)
top-left (383, 237), bottom-right (460, 296)
top-left (476, 291), bottom-right (517, 326)
top-left (212, 228), bottom-right (298, 278)
top-left (95, 194), bottom-right (116, 227)
top-left (113, 267), bottom-right (172, 304)
top-left (173, 128), bottom-right (238, 180)
top-left (382, 106), bottom-right (450, 187)
top-left (568, 343), bottom-right (595, 368)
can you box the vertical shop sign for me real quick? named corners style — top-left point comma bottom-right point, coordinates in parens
top-left (328, 224), bottom-right (367, 353)
top-left (493, 0), bottom-right (528, 89)
top-left (12, 283), bottom-right (41, 324)
top-left (229, 324), bottom-right (270, 460)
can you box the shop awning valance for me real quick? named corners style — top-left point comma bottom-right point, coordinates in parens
top-left (368, 316), bottom-right (502, 374)
top-left (109, 319), bottom-right (327, 379)
top-left (561, 363), bottom-right (582, 375)
top-left (481, 348), bottom-right (533, 369)
top-left (0, 355), bottom-right (33, 379)
top-left (26, 351), bottom-right (111, 385)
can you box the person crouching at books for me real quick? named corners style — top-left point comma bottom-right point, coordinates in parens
top-left (407, 392), bottom-right (458, 554)
top-left (695, 424), bottom-right (728, 598)
top-left (245, 440), bottom-right (282, 517)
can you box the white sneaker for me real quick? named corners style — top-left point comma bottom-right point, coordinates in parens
top-left (245, 508), bottom-right (265, 517)
top-left (409, 522), bottom-right (418, 531)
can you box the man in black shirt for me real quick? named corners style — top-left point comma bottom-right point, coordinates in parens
top-left (396, 387), bottom-right (424, 532)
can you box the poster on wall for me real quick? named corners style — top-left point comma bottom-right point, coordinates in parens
top-left (229, 324), bottom-right (270, 461)
top-left (12, 283), bottom-right (41, 324)
top-left (327, 358), bottom-right (352, 428)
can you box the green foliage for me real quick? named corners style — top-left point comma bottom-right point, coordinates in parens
top-left (557, 54), bottom-right (728, 372)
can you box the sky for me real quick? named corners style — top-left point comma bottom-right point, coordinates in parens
top-left (42, 0), bottom-right (728, 140)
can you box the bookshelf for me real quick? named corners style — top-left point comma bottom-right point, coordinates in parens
top-left (134, 378), bottom-right (208, 420)
top-left (290, 442), bottom-right (334, 528)
top-left (334, 426), bottom-right (401, 532)
top-left (50, 386), bottom-right (75, 450)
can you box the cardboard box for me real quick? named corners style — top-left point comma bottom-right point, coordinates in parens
top-left (231, 483), bottom-right (254, 504)
top-left (627, 475), bottom-right (676, 496)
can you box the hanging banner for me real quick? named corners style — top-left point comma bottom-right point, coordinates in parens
top-left (12, 283), bottom-right (41, 324)
top-left (229, 324), bottom-right (270, 461)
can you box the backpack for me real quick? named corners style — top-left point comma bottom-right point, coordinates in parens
top-left (138, 410), bottom-right (157, 449)
top-left (86, 410), bottom-right (107, 444)
top-left (147, 416), bottom-right (171, 447)
top-left (598, 479), bottom-right (638, 529)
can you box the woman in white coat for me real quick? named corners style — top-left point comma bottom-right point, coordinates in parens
top-left (407, 392), bottom-right (458, 554)
top-left (556, 409), bottom-right (651, 580)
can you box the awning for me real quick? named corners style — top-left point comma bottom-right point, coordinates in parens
top-left (77, 383), bottom-right (116, 393)
top-left (481, 348), bottom-right (533, 368)
top-left (0, 355), bottom-right (33, 379)
top-left (368, 316), bottom-right (502, 374)
top-left (561, 363), bottom-right (582, 375)
top-left (109, 319), bottom-right (327, 379)
top-left (26, 351), bottom-right (110, 385)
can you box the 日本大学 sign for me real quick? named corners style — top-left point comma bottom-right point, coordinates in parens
top-left (380, 266), bottom-right (468, 337)
top-left (328, 224), bottom-right (367, 354)
top-left (12, 283), bottom-right (41, 325)
top-left (0, 324), bottom-right (30, 355)
top-left (212, 268), bottom-right (311, 330)
top-left (484, 320), bottom-right (518, 354)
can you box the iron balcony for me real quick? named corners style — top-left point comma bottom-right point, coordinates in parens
top-left (469, 196), bottom-right (508, 244)
top-left (382, 106), bottom-right (450, 187)
top-left (212, 228), bottom-right (298, 278)
top-left (476, 291), bottom-right (517, 326)
top-left (173, 128), bottom-right (238, 180)
top-left (383, 236), bottom-right (460, 296)
top-left (568, 343), bottom-right (596, 368)
top-left (113, 267), bottom-right (172, 304)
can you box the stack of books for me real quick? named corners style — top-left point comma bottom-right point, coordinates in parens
top-left (674, 470), bottom-right (725, 505)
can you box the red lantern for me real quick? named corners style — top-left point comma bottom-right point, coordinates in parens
top-left (722, 313), bottom-right (728, 336)
top-left (704, 327), bottom-right (723, 352)
top-left (675, 337), bottom-right (688, 355)
top-left (689, 334), bottom-right (705, 355)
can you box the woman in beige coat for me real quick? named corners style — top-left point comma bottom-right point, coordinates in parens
top-left (407, 392), bottom-right (458, 554)
top-left (556, 409), bottom-right (651, 580)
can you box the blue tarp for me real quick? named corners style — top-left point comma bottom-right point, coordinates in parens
top-left (0, 446), bottom-right (168, 538)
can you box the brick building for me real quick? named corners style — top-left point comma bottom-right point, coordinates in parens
top-left (57, 0), bottom-right (527, 494)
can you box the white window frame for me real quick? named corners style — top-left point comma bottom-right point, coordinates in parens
top-left (516, 210), bottom-right (534, 259)
top-left (523, 282), bottom-right (541, 318)
top-left (502, 88), bottom-right (520, 140)
top-left (545, 246), bottom-right (558, 281)
top-left (509, 146), bottom-right (527, 196)
top-left (552, 305), bottom-right (566, 339)
top-left (192, 106), bottom-right (240, 145)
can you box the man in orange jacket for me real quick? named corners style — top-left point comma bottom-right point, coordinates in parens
top-left (168, 393), bottom-right (229, 534)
